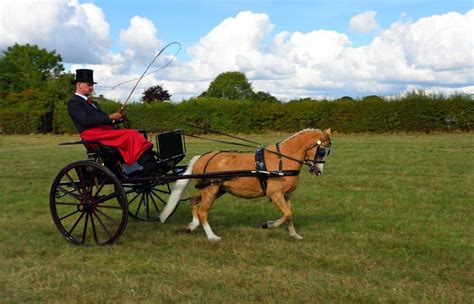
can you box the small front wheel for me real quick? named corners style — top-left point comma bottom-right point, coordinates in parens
top-left (50, 161), bottom-right (128, 245)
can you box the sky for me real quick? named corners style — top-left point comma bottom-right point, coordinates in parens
top-left (0, 0), bottom-right (473, 102)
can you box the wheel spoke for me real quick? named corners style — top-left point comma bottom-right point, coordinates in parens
top-left (59, 209), bottom-right (81, 221)
top-left (153, 188), bottom-right (172, 195)
top-left (67, 210), bottom-right (86, 235)
top-left (148, 191), bottom-right (161, 215)
top-left (75, 167), bottom-right (87, 194)
top-left (56, 201), bottom-right (81, 206)
top-left (134, 194), bottom-right (145, 217)
top-left (92, 210), bottom-right (112, 239)
top-left (81, 211), bottom-right (90, 244)
top-left (94, 176), bottom-right (110, 197)
top-left (65, 172), bottom-right (82, 195)
top-left (145, 192), bottom-right (150, 218)
top-left (151, 189), bottom-right (167, 205)
top-left (95, 208), bottom-right (119, 225)
top-left (90, 210), bottom-right (98, 243)
top-left (94, 192), bottom-right (120, 205)
top-left (127, 192), bottom-right (141, 206)
top-left (88, 170), bottom-right (96, 197)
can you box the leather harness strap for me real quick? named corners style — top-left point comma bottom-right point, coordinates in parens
top-left (195, 149), bottom-right (301, 191)
top-left (255, 148), bottom-right (268, 194)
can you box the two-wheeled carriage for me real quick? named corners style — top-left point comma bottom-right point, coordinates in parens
top-left (50, 125), bottom-right (333, 244)
top-left (50, 129), bottom-right (188, 245)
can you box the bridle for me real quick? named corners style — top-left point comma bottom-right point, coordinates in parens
top-left (303, 140), bottom-right (332, 172)
top-left (266, 138), bottom-right (331, 172)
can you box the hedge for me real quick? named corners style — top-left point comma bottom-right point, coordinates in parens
top-left (0, 110), bottom-right (48, 134)
top-left (1, 93), bottom-right (473, 134)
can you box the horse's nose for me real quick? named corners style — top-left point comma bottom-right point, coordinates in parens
top-left (312, 164), bottom-right (324, 176)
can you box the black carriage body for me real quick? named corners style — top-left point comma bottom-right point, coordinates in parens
top-left (50, 130), bottom-right (188, 245)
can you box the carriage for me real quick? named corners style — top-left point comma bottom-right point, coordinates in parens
top-left (49, 129), bottom-right (191, 245)
top-left (50, 125), bottom-right (332, 245)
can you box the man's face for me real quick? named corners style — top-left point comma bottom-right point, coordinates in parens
top-left (76, 82), bottom-right (94, 96)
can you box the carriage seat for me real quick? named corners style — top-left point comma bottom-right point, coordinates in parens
top-left (59, 130), bottom-right (186, 176)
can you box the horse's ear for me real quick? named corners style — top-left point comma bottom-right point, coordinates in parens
top-left (323, 128), bottom-right (331, 136)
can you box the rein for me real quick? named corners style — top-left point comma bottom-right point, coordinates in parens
top-left (167, 121), bottom-right (329, 169)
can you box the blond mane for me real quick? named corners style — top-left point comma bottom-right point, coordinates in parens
top-left (280, 128), bottom-right (321, 145)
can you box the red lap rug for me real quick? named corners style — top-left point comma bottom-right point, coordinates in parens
top-left (80, 125), bottom-right (152, 165)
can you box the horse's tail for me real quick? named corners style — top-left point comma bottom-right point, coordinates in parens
top-left (160, 155), bottom-right (201, 223)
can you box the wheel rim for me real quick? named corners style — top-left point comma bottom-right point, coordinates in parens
top-left (123, 181), bottom-right (174, 221)
top-left (50, 161), bottom-right (128, 245)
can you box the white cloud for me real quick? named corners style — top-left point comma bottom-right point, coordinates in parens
top-left (350, 11), bottom-right (380, 34)
top-left (1, 2), bottom-right (473, 101)
top-left (0, 0), bottom-right (110, 63)
top-left (186, 11), bottom-right (274, 79)
top-left (120, 16), bottom-right (161, 65)
top-left (118, 9), bottom-right (474, 100)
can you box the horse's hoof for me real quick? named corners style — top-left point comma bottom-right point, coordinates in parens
top-left (292, 234), bottom-right (303, 240)
top-left (208, 236), bottom-right (221, 242)
top-left (262, 221), bottom-right (275, 229)
top-left (187, 222), bottom-right (199, 233)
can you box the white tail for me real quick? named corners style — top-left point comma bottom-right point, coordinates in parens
top-left (160, 155), bottom-right (201, 223)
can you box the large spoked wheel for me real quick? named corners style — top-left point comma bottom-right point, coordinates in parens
top-left (50, 161), bottom-right (128, 245)
top-left (122, 180), bottom-right (176, 221)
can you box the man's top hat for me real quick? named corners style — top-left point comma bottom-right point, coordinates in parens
top-left (72, 69), bottom-right (97, 84)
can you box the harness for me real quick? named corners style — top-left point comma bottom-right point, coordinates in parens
top-left (254, 145), bottom-right (300, 194)
top-left (196, 148), bottom-right (300, 192)
top-left (195, 139), bottom-right (331, 193)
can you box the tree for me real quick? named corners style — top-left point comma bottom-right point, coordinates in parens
top-left (142, 84), bottom-right (171, 103)
top-left (0, 43), bottom-right (65, 97)
top-left (0, 44), bottom-right (72, 132)
top-left (205, 71), bottom-right (254, 100)
top-left (253, 91), bottom-right (279, 103)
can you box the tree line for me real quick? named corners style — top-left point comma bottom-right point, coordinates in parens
top-left (0, 44), bottom-right (473, 134)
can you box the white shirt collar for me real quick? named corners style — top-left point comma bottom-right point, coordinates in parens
top-left (75, 92), bottom-right (88, 100)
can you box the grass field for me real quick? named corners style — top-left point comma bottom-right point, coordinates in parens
top-left (0, 132), bottom-right (473, 302)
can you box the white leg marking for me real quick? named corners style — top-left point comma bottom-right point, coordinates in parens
top-left (187, 216), bottom-right (200, 232)
top-left (203, 223), bottom-right (221, 241)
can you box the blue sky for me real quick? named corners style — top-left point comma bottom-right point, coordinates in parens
top-left (91, 0), bottom-right (473, 48)
top-left (1, 0), bottom-right (473, 101)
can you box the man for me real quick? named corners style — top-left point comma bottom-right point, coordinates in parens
top-left (68, 69), bottom-right (157, 174)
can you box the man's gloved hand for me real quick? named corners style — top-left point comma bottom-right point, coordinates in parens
top-left (118, 107), bottom-right (127, 117)
top-left (109, 112), bottom-right (122, 121)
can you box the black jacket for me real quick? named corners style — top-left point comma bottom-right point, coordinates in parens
top-left (67, 94), bottom-right (112, 133)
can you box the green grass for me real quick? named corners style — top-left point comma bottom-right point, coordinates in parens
top-left (0, 133), bottom-right (473, 302)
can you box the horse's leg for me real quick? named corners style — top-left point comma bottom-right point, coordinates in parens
top-left (262, 216), bottom-right (286, 229)
top-left (186, 195), bottom-right (201, 232)
top-left (198, 186), bottom-right (221, 241)
top-left (269, 193), bottom-right (303, 240)
top-left (262, 194), bottom-right (291, 229)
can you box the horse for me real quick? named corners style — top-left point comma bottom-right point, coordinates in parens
top-left (186, 128), bottom-right (332, 241)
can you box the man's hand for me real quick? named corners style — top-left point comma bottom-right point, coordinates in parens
top-left (118, 107), bottom-right (127, 117)
top-left (109, 112), bottom-right (122, 121)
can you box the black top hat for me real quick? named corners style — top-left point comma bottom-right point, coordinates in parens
top-left (72, 69), bottom-right (97, 84)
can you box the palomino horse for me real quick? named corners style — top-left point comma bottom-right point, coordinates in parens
top-left (186, 128), bottom-right (332, 241)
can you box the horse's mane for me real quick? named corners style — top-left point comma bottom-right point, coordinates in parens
top-left (280, 128), bottom-right (322, 144)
